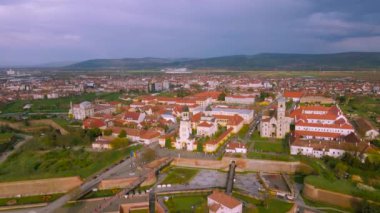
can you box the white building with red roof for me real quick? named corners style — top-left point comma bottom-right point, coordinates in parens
top-left (290, 104), bottom-right (361, 158)
top-left (207, 190), bottom-right (242, 213)
top-left (197, 121), bottom-right (217, 137)
top-left (225, 141), bottom-right (247, 154)
top-left (284, 91), bottom-right (303, 102)
top-left (225, 94), bottom-right (255, 105)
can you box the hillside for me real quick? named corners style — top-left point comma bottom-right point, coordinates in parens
top-left (66, 52), bottom-right (380, 71)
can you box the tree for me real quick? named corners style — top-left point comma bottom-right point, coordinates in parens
top-left (86, 128), bottom-right (102, 141)
top-left (259, 92), bottom-right (269, 101)
top-left (141, 148), bottom-right (156, 163)
top-left (103, 129), bottom-right (112, 136)
top-left (197, 142), bottom-right (203, 152)
top-left (165, 138), bottom-right (172, 149)
top-left (357, 200), bottom-right (380, 213)
top-left (118, 129), bottom-right (127, 138)
top-left (23, 119), bottom-right (30, 126)
top-left (334, 162), bottom-right (348, 179)
top-left (111, 138), bottom-right (129, 149)
top-left (338, 96), bottom-right (346, 104)
top-left (218, 92), bottom-right (226, 101)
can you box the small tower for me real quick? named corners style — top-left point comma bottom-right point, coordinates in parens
top-left (175, 108), bottom-right (195, 151)
top-left (276, 97), bottom-right (286, 138)
top-left (277, 97), bottom-right (286, 121)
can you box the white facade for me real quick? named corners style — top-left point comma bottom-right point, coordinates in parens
top-left (295, 125), bottom-right (354, 136)
top-left (71, 101), bottom-right (94, 120)
top-left (225, 96), bottom-right (255, 105)
top-left (205, 108), bottom-right (254, 124)
top-left (197, 122), bottom-right (217, 137)
top-left (290, 145), bottom-right (346, 158)
top-left (174, 112), bottom-right (196, 151)
top-left (365, 129), bottom-right (379, 140)
top-left (207, 191), bottom-right (242, 213)
top-left (259, 98), bottom-right (291, 138)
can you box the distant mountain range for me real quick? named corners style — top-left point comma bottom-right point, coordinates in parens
top-left (65, 52), bottom-right (380, 71)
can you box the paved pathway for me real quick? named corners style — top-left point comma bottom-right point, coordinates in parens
top-left (0, 134), bottom-right (32, 164)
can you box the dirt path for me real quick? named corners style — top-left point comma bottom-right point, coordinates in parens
top-left (0, 134), bottom-right (32, 164)
top-left (0, 119), bottom-right (69, 135)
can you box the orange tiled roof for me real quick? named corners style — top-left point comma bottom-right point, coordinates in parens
top-left (208, 190), bottom-right (242, 209)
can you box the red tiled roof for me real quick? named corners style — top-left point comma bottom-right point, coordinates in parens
top-left (296, 120), bottom-right (354, 130)
top-left (295, 130), bottom-right (341, 138)
top-left (226, 142), bottom-right (246, 149)
top-left (83, 118), bottom-right (106, 129)
top-left (198, 122), bottom-right (213, 127)
top-left (284, 91), bottom-right (303, 98)
top-left (140, 130), bottom-right (160, 139)
top-left (213, 114), bottom-right (244, 126)
top-left (124, 112), bottom-right (141, 121)
top-left (208, 190), bottom-right (241, 209)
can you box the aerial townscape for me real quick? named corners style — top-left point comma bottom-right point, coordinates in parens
top-left (1, 1), bottom-right (380, 213)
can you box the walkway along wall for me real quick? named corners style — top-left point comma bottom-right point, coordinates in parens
top-left (171, 157), bottom-right (310, 173)
top-left (0, 176), bottom-right (82, 198)
top-left (303, 183), bottom-right (362, 209)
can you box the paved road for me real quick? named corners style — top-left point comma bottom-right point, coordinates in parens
top-left (0, 134), bottom-right (32, 164)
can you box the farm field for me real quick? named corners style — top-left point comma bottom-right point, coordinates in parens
top-left (0, 92), bottom-right (121, 113)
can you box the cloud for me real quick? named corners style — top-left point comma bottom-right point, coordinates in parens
top-left (0, 0), bottom-right (379, 65)
top-left (331, 36), bottom-right (380, 52)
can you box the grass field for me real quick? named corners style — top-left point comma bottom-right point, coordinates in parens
top-left (0, 92), bottom-right (121, 113)
top-left (0, 133), bottom-right (13, 144)
top-left (164, 194), bottom-right (208, 212)
top-left (232, 191), bottom-right (293, 213)
top-left (0, 144), bottom-right (141, 182)
top-left (254, 141), bottom-right (285, 153)
top-left (237, 124), bottom-right (249, 139)
top-left (243, 71), bottom-right (380, 81)
top-left (305, 175), bottom-right (380, 202)
top-left (340, 96), bottom-right (380, 127)
top-left (161, 167), bottom-right (199, 185)
top-left (302, 196), bottom-right (354, 213)
top-left (0, 193), bottom-right (62, 206)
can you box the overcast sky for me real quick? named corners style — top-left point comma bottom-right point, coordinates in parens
top-left (1, 0), bottom-right (380, 65)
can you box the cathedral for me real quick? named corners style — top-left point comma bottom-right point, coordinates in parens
top-left (259, 97), bottom-right (292, 139)
top-left (174, 111), bottom-right (196, 151)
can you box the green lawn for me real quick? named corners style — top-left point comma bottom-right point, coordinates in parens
top-left (340, 96), bottom-right (380, 127)
top-left (305, 175), bottom-right (380, 202)
top-left (237, 124), bottom-right (250, 139)
top-left (164, 194), bottom-right (208, 212)
top-left (0, 133), bottom-right (13, 144)
top-left (250, 131), bottom-right (282, 143)
top-left (302, 196), bottom-right (354, 213)
top-left (0, 92), bottom-right (122, 113)
top-left (232, 191), bottom-right (293, 213)
top-left (0, 145), bottom-right (141, 182)
top-left (254, 141), bottom-right (285, 153)
top-left (161, 167), bottom-right (199, 185)
top-left (0, 194), bottom-right (62, 206)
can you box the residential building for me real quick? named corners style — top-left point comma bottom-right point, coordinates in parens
top-left (207, 190), bottom-right (243, 213)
